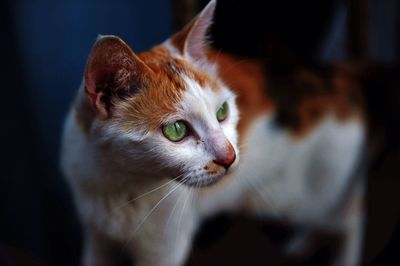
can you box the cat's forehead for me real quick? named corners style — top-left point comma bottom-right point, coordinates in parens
top-left (114, 45), bottom-right (225, 132)
top-left (139, 45), bottom-right (220, 91)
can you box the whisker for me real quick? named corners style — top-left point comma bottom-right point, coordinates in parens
top-left (121, 175), bottom-right (191, 253)
top-left (176, 188), bottom-right (192, 241)
top-left (243, 174), bottom-right (285, 221)
top-left (128, 174), bottom-right (184, 201)
top-left (115, 173), bottom-right (184, 210)
top-left (195, 178), bottom-right (201, 199)
top-left (163, 184), bottom-right (187, 239)
top-left (238, 143), bottom-right (249, 150)
top-left (132, 179), bottom-right (186, 235)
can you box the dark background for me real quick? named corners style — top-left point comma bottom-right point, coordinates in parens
top-left (0, 0), bottom-right (399, 265)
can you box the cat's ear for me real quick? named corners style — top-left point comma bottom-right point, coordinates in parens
top-left (171, 0), bottom-right (216, 62)
top-left (84, 35), bottom-right (151, 119)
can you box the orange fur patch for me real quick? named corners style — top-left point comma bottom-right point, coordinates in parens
top-left (113, 45), bottom-right (221, 133)
top-left (77, 38), bottom-right (365, 143)
top-left (207, 49), bottom-right (273, 144)
top-left (203, 161), bottom-right (226, 177)
top-left (268, 66), bottom-right (365, 140)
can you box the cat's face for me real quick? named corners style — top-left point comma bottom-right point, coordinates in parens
top-left (84, 1), bottom-right (238, 187)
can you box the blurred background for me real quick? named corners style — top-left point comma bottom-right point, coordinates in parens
top-left (0, 0), bottom-right (399, 265)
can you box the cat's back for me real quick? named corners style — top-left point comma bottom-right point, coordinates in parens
top-left (199, 51), bottom-right (366, 221)
top-left (207, 50), bottom-right (366, 139)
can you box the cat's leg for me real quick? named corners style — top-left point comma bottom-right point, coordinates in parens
top-left (332, 180), bottom-right (365, 266)
top-left (241, 175), bottom-right (366, 266)
top-left (82, 227), bottom-right (121, 266)
top-left (284, 179), bottom-right (366, 266)
top-left (280, 176), bottom-right (366, 266)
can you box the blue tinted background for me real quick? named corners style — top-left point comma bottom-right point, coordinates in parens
top-left (1, 0), bottom-right (399, 265)
top-left (14, 0), bottom-right (171, 182)
top-left (2, 1), bottom-right (171, 265)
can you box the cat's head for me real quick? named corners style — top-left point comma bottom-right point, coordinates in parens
top-left (81, 0), bottom-right (239, 187)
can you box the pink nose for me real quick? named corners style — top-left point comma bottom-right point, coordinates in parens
top-left (213, 142), bottom-right (236, 170)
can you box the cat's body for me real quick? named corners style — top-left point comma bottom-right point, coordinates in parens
top-left (61, 1), bottom-right (366, 265)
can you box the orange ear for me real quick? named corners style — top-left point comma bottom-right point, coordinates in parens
top-left (171, 0), bottom-right (216, 62)
top-left (84, 35), bottom-right (151, 119)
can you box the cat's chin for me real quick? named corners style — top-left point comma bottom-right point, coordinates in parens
top-left (181, 171), bottom-right (230, 188)
top-left (182, 175), bottom-right (223, 187)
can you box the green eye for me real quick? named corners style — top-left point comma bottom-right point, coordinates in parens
top-left (216, 102), bottom-right (229, 122)
top-left (162, 121), bottom-right (187, 142)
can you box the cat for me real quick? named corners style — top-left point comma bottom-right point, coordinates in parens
top-left (61, 0), bottom-right (366, 265)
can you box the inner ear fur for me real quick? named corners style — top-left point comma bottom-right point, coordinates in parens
top-left (84, 35), bottom-right (151, 119)
top-left (171, 0), bottom-right (216, 62)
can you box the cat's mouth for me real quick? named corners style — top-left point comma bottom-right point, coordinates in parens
top-left (180, 164), bottom-right (237, 187)
top-left (181, 174), bottom-right (225, 187)
top-left (176, 154), bottom-right (239, 187)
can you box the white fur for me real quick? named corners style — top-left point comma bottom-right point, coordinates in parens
top-left (62, 81), bottom-right (365, 266)
top-left (61, 70), bottom-right (241, 265)
top-left (61, 0), bottom-right (366, 263)
top-left (163, 39), bottom-right (181, 58)
top-left (198, 114), bottom-right (365, 223)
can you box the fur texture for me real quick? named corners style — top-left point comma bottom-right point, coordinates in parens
top-left (61, 1), bottom-right (366, 265)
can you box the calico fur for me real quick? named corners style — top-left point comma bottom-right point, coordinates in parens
top-left (61, 1), bottom-right (366, 265)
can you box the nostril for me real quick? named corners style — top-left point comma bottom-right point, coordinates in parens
top-left (213, 153), bottom-right (236, 170)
